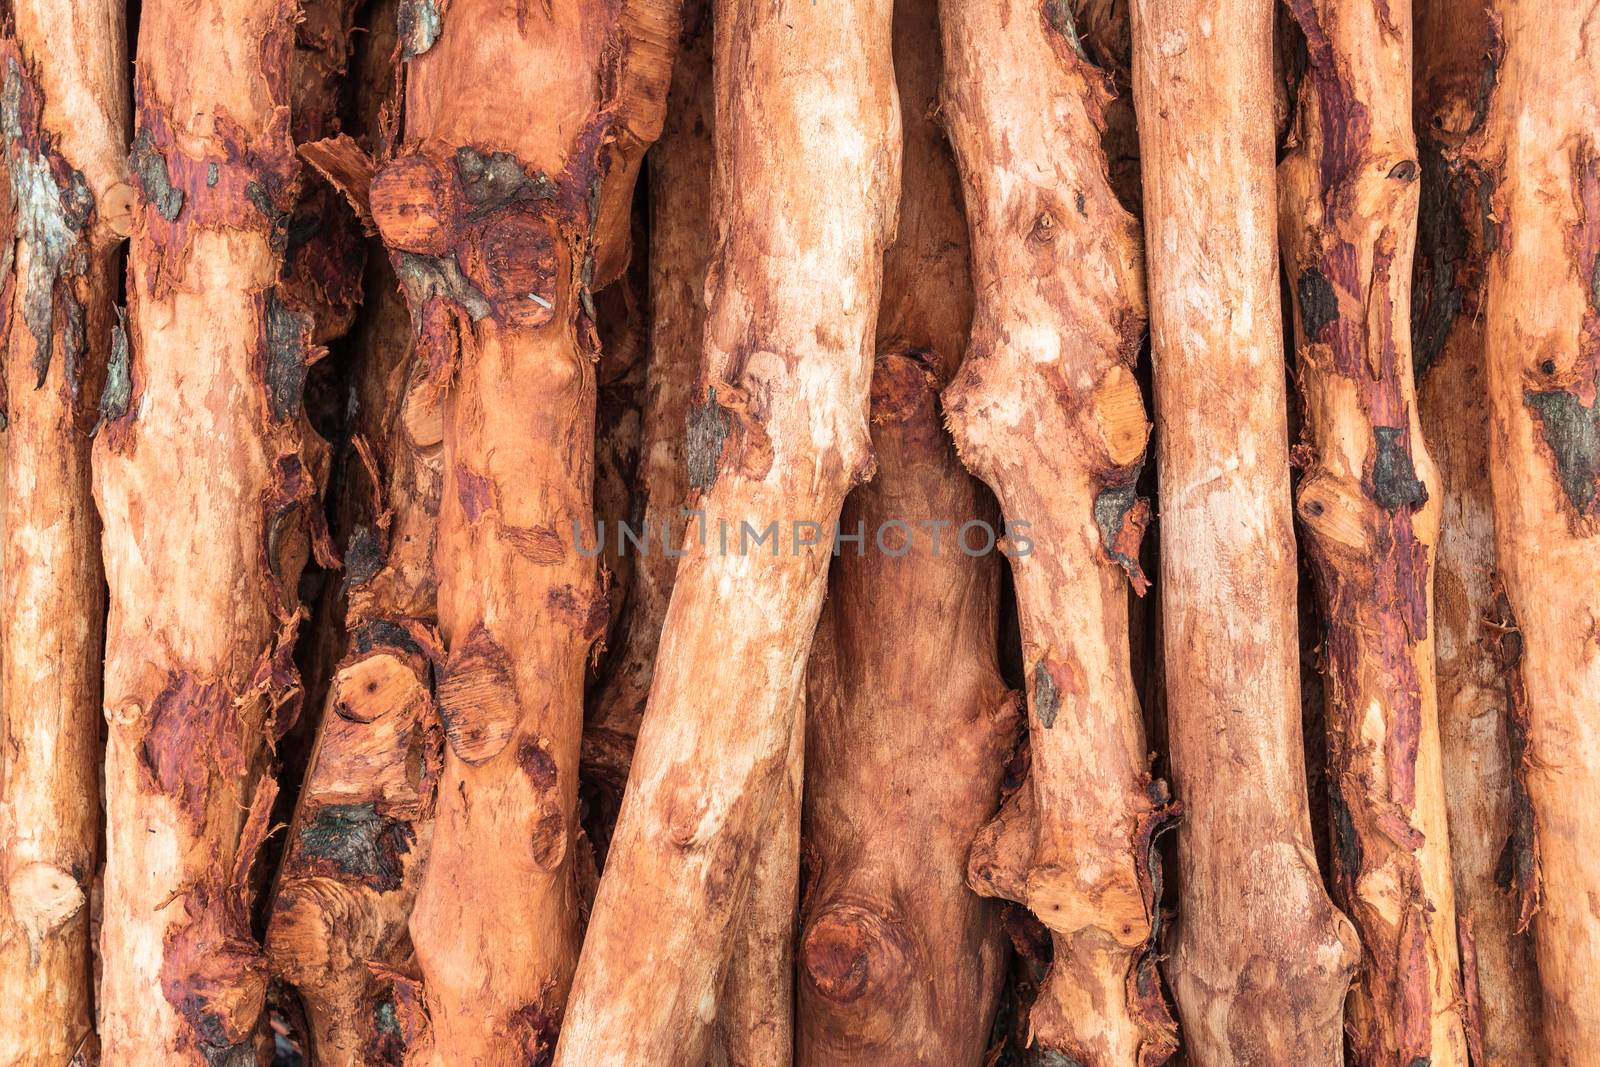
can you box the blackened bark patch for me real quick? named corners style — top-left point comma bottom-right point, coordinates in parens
top-left (354, 619), bottom-right (423, 658)
top-left (264, 292), bottom-right (311, 421)
top-left (398, 0), bottom-right (443, 59)
top-left (1032, 661), bottom-right (1060, 729)
top-left (1093, 481), bottom-right (1152, 594)
top-left (395, 251), bottom-right (491, 322)
top-left (1328, 777), bottom-right (1365, 881)
top-left (1525, 388), bottom-right (1599, 513)
top-left (455, 147), bottom-right (557, 214)
top-left (1297, 268), bottom-right (1339, 341)
top-left (246, 182), bottom-right (290, 254)
top-left (510, 1003), bottom-right (559, 1067)
top-left (98, 307), bottom-right (132, 425)
top-left (297, 802), bottom-right (414, 892)
top-left (1369, 426), bottom-right (1428, 509)
top-left (344, 524), bottom-right (383, 586)
top-left (1411, 140), bottom-right (1468, 378)
top-left (130, 126), bottom-right (184, 221)
top-left (686, 385), bottom-right (731, 489)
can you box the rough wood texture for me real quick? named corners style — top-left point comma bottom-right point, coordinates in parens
top-left (0, 1), bottom-right (126, 1062)
top-left (1413, 0), bottom-right (1545, 1059)
top-left (1470, 2), bottom-right (1600, 1059)
top-left (793, 2), bottom-right (1011, 1062)
top-left (583, 7), bottom-right (710, 845)
top-left (1277, 0), bottom-right (1469, 1062)
top-left (940, 1), bottom-right (1175, 1062)
top-left (708, 701), bottom-right (803, 1067)
top-left (95, 0), bottom-right (327, 1060)
top-left (264, 254), bottom-right (441, 1067)
top-left (1129, 0), bottom-right (1361, 1060)
top-left (371, 0), bottom-right (658, 1059)
top-left (554, 0), bottom-right (899, 1059)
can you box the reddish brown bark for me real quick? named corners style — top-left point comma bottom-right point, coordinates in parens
top-left (0, 2), bottom-right (127, 1061)
top-left (1413, 0), bottom-right (1545, 1059)
top-left (1278, 0), bottom-right (1469, 1061)
top-left (1470, 2), bottom-right (1600, 1058)
top-left (371, 1), bottom-right (674, 1060)
top-left (554, 0), bottom-right (899, 1058)
top-left (790, 2), bottom-right (1012, 1062)
top-left (95, 0), bottom-right (330, 1059)
top-left (1130, 0), bottom-right (1361, 1060)
top-left (940, 1), bottom-right (1175, 1061)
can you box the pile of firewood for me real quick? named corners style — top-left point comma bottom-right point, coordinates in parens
top-left (0, 0), bottom-right (1590, 1063)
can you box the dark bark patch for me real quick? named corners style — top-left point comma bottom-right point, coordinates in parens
top-left (1525, 388), bottom-right (1599, 514)
top-left (130, 126), bottom-right (184, 222)
top-left (517, 740), bottom-right (558, 789)
top-left (686, 385), bottom-right (731, 489)
top-left (1328, 776), bottom-right (1365, 882)
top-left (1368, 426), bottom-right (1428, 510)
top-left (455, 147), bottom-right (557, 214)
top-left (1032, 660), bottom-right (1060, 729)
top-left (1093, 480), bottom-right (1152, 594)
top-left (546, 584), bottom-right (609, 642)
top-left (1411, 140), bottom-right (1469, 378)
top-left (436, 625), bottom-right (521, 764)
top-left (398, 0), bottom-right (443, 59)
top-left (1297, 268), bottom-right (1339, 341)
top-left (98, 306), bottom-right (132, 426)
top-left (295, 802), bottom-right (414, 892)
top-left (263, 291), bottom-right (313, 421)
top-left (395, 252), bottom-right (491, 322)
top-left (344, 523), bottom-right (383, 586)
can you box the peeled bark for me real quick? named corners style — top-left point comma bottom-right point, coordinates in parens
top-left (375, 1), bottom-right (671, 1059)
top-left (0, 2), bottom-right (127, 1062)
top-left (95, 0), bottom-right (328, 1060)
top-left (787, 3), bottom-right (1011, 1062)
top-left (1412, 1), bottom-right (1544, 1059)
top-left (1277, 1), bottom-right (1468, 1062)
top-left (554, 0), bottom-right (899, 1059)
top-left (938, 2), bottom-right (1175, 1062)
top-left (1470, 4), bottom-right (1600, 1058)
top-left (1129, 0), bottom-right (1361, 1060)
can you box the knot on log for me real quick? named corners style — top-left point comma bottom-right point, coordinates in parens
top-left (800, 903), bottom-right (914, 1009)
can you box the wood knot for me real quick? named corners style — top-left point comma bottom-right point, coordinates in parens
top-left (801, 903), bottom-right (913, 1006)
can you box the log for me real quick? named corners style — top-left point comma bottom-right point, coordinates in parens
top-left (554, 0), bottom-right (899, 1058)
top-left (376, 0), bottom-right (669, 1059)
top-left (1413, 0), bottom-right (1545, 1059)
top-left (95, 0), bottom-right (328, 1059)
top-left (789, 0), bottom-right (1015, 1061)
top-left (0, 1), bottom-right (127, 1062)
top-left (1470, 1), bottom-right (1600, 1057)
top-left (583, 3), bottom-right (711, 848)
top-left (939, 0), bottom-right (1176, 1061)
top-left (1277, 0), bottom-right (1469, 1061)
top-left (1129, 0), bottom-right (1361, 1059)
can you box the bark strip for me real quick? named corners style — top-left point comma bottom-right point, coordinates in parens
top-left (95, 0), bottom-right (328, 1059)
top-left (1129, 0), bottom-right (1361, 1060)
top-left (0, 2), bottom-right (127, 1062)
top-left (1278, 0), bottom-right (1469, 1061)
top-left (1470, 3), bottom-right (1600, 1058)
top-left (554, 0), bottom-right (899, 1059)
